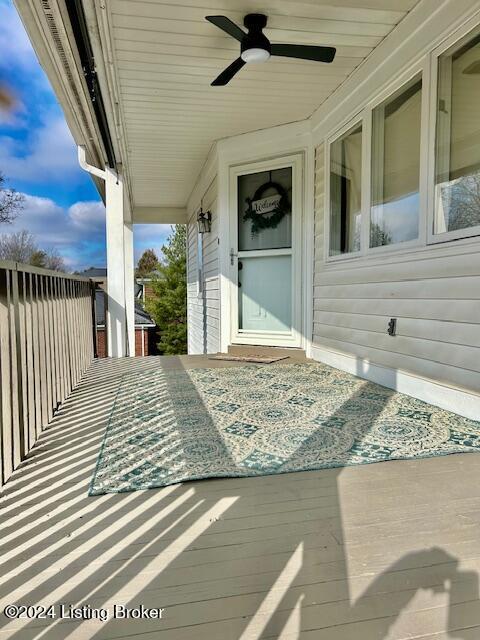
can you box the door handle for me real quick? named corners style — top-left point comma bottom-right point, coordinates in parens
top-left (230, 248), bottom-right (237, 266)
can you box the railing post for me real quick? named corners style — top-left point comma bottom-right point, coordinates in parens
top-left (0, 265), bottom-right (13, 483)
top-left (90, 281), bottom-right (98, 359)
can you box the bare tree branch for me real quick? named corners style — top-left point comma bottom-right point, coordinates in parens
top-left (0, 172), bottom-right (25, 224)
top-left (0, 230), bottom-right (67, 272)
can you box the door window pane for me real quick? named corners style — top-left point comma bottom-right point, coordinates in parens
top-left (435, 32), bottom-right (480, 234)
top-left (329, 124), bottom-right (362, 256)
top-left (238, 167), bottom-right (292, 251)
top-left (370, 77), bottom-right (422, 247)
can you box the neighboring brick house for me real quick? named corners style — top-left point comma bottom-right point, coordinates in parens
top-left (95, 289), bottom-right (158, 357)
top-left (135, 275), bottom-right (161, 305)
top-left (81, 268), bottom-right (159, 357)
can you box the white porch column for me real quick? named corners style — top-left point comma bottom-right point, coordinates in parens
top-left (123, 220), bottom-right (135, 357)
top-left (105, 167), bottom-right (134, 357)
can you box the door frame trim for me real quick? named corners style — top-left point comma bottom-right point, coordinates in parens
top-left (216, 119), bottom-right (314, 355)
top-left (228, 153), bottom-right (304, 347)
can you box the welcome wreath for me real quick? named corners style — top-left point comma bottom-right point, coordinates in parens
top-left (244, 180), bottom-right (291, 235)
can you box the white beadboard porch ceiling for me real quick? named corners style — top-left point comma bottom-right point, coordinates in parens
top-left (107, 0), bottom-right (421, 208)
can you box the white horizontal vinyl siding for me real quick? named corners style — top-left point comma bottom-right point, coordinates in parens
top-left (313, 144), bottom-right (480, 399)
top-left (187, 176), bottom-right (220, 355)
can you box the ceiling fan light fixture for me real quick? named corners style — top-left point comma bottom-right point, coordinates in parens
top-left (241, 47), bottom-right (270, 63)
top-left (206, 13), bottom-right (336, 86)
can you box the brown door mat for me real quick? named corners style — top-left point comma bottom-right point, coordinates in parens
top-left (209, 354), bottom-right (289, 364)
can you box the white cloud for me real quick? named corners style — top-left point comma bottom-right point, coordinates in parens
top-left (0, 193), bottom-right (173, 271)
top-left (0, 2), bottom-right (38, 72)
top-left (68, 200), bottom-right (106, 234)
top-left (1, 193), bottom-right (106, 270)
top-left (14, 194), bottom-right (104, 242)
top-left (0, 114), bottom-right (79, 184)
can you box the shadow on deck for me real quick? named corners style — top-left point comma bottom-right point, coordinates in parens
top-left (0, 355), bottom-right (479, 639)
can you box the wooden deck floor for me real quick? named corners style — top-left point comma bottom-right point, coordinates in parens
top-left (1, 355), bottom-right (480, 640)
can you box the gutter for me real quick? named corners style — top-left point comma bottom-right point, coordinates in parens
top-left (65, 0), bottom-right (116, 168)
top-left (78, 145), bottom-right (105, 180)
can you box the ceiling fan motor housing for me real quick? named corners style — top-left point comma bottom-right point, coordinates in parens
top-left (241, 14), bottom-right (271, 61)
top-left (206, 12), bottom-right (336, 84)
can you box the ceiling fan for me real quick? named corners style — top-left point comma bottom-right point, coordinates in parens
top-left (206, 14), bottom-right (336, 86)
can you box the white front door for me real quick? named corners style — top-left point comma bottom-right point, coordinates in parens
top-left (230, 155), bottom-right (303, 347)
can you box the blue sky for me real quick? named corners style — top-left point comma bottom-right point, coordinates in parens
top-left (0, 0), bottom-right (170, 271)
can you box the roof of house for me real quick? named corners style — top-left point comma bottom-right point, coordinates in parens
top-left (133, 304), bottom-right (156, 326)
top-left (95, 290), bottom-right (155, 327)
top-left (81, 267), bottom-right (107, 278)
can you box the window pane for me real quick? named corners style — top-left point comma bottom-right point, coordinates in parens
top-left (329, 124), bottom-right (362, 256)
top-left (238, 167), bottom-right (292, 251)
top-left (435, 32), bottom-right (480, 234)
top-left (370, 78), bottom-right (422, 247)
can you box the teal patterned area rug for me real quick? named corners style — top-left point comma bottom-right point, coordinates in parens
top-left (89, 362), bottom-right (480, 495)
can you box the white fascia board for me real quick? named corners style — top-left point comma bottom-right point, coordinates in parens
top-left (133, 207), bottom-right (188, 224)
top-left (82, 0), bottom-right (132, 214)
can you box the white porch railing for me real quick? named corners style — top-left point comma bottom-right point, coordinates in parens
top-left (0, 260), bottom-right (96, 488)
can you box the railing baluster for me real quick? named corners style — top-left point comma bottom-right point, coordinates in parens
top-left (0, 261), bottom-right (95, 488)
top-left (39, 275), bottom-right (51, 423)
top-left (47, 276), bottom-right (57, 414)
top-left (66, 278), bottom-right (75, 389)
top-left (32, 272), bottom-right (42, 440)
top-left (59, 277), bottom-right (68, 400)
top-left (53, 276), bottom-right (63, 405)
top-left (25, 271), bottom-right (36, 450)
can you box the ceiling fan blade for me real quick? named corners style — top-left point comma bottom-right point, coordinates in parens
top-left (206, 16), bottom-right (245, 42)
top-left (271, 44), bottom-right (336, 63)
top-left (211, 57), bottom-right (246, 86)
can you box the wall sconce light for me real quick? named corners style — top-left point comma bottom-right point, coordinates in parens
top-left (197, 207), bottom-right (212, 234)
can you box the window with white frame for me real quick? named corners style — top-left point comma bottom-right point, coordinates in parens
top-left (326, 20), bottom-right (480, 261)
top-left (329, 123), bottom-right (362, 256)
top-left (197, 224), bottom-right (204, 296)
top-left (434, 31), bottom-right (480, 239)
top-left (370, 76), bottom-right (422, 248)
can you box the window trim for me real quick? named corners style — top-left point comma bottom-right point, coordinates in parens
top-left (324, 114), bottom-right (365, 263)
top-left (367, 67), bottom-right (427, 256)
top-left (325, 62), bottom-right (428, 262)
top-left (427, 17), bottom-right (480, 245)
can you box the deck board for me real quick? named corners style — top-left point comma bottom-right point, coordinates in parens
top-left (1, 355), bottom-right (479, 639)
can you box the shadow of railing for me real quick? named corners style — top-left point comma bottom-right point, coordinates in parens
top-left (0, 355), bottom-right (478, 639)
